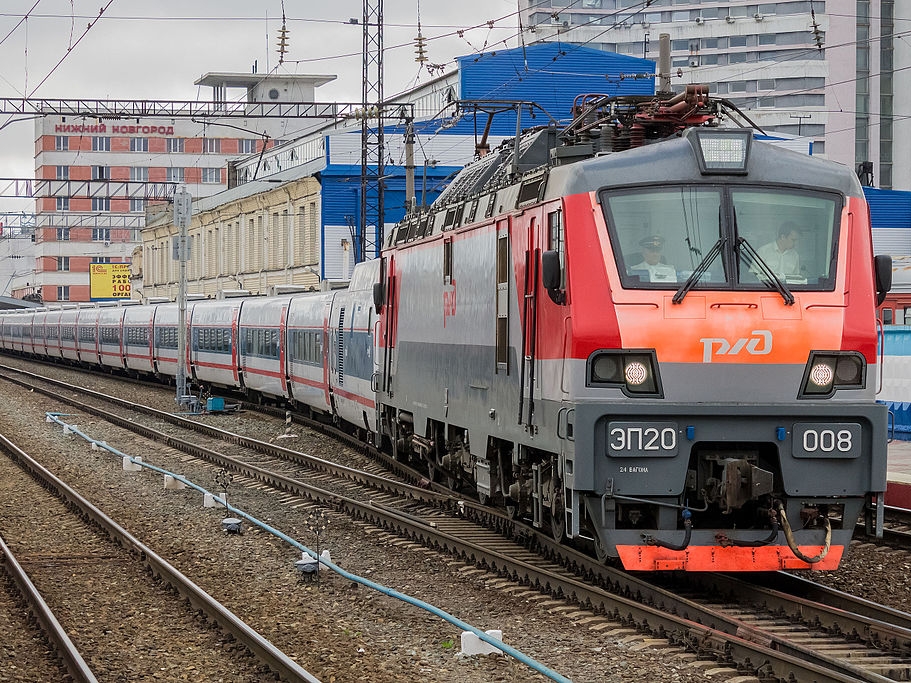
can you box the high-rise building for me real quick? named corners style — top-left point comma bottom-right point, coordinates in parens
top-left (520, 1), bottom-right (907, 189)
top-left (21, 73), bottom-right (334, 302)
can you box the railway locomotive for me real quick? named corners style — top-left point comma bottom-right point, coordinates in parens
top-left (0, 88), bottom-right (892, 571)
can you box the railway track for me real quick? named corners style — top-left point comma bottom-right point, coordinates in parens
top-left (4, 361), bottom-right (911, 682)
top-left (0, 532), bottom-right (84, 681)
top-left (0, 427), bottom-right (320, 683)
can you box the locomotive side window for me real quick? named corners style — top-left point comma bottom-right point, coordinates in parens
top-left (547, 210), bottom-right (565, 290)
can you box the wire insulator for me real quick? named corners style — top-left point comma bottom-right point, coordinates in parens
top-left (414, 33), bottom-right (427, 63)
top-left (276, 25), bottom-right (291, 64)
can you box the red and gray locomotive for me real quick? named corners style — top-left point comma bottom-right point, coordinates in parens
top-left (372, 90), bottom-right (891, 570)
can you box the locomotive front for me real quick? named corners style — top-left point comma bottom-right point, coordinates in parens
top-left (554, 128), bottom-right (891, 570)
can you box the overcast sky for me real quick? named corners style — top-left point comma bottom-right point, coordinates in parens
top-left (0, 0), bottom-right (520, 215)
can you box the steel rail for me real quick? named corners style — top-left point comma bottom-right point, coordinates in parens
top-left (0, 533), bottom-right (98, 683)
top-left (0, 431), bottom-right (321, 683)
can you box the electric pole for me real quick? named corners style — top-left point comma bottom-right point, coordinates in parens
top-left (173, 187), bottom-right (192, 409)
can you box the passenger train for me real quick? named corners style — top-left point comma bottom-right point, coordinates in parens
top-left (0, 87), bottom-right (893, 571)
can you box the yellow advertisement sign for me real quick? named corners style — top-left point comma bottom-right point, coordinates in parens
top-left (90, 263), bottom-right (131, 300)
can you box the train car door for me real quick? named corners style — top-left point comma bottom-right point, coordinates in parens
top-left (279, 302), bottom-right (289, 397)
top-left (379, 254), bottom-right (398, 396)
top-left (519, 215), bottom-right (542, 432)
top-left (329, 299), bottom-right (346, 415)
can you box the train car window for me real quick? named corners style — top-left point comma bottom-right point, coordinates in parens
top-left (883, 308), bottom-right (894, 325)
top-left (895, 308), bottom-right (905, 325)
top-left (603, 187), bottom-right (724, 289)
top-left (126, 326), bottom-right (148, 346)
top-left (732, 189), bottom-right (839, 291)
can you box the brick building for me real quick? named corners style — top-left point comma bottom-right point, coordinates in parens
top-left (18, 72), bottom-right (334, 302)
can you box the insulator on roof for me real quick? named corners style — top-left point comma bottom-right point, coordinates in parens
top-left (414, 33), bottom-right (427, 64)
top-left (276, 24), bottom-right (290, 63)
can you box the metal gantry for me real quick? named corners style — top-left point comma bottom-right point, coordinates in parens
top-left (0, 179), bottom-right (177, 200)
top-left (0, 98), bottom-right (362, 119)
top-left (360, 0), bottom-right (384, 263)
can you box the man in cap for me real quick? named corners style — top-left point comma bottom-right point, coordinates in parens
top-left (631, 235), bottom-right (677, 282)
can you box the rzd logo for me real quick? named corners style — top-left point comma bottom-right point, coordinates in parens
top-left (700, 330), bottom-right (772, 363)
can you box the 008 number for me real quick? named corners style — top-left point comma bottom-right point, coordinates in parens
top-left (802, 429), bottom-right (852, 453)
top-left (792, 422), bottom-right (861, 459)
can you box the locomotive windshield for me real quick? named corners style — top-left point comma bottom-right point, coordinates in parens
top-left (603, 185), bottom-right (841, 292)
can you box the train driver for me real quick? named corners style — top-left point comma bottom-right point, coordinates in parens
top-left (757, 221), bottom-right (801, 278)
top-left (630, 235), bottom-right (677, 282)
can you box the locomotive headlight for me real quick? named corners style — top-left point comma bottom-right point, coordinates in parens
top-left (624, 361), bottom-right (648, 385)
top-left (800, 352), bottom-right (866, 398)
top-left (688, 128), bottom-right (752, 175)
top-left (587, 350), bottom-right (662, 397)
top-left (808, 362), bottom-right (835, 391)
top-left (835, 354), bottom-right (864, 384)
top-left (592, 354), bottom-right (622, 383)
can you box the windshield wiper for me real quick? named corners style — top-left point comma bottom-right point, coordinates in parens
top-left (737, 237), bottom-right (795, 306)
top-left (672, 237), bottom-right (726, 304)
